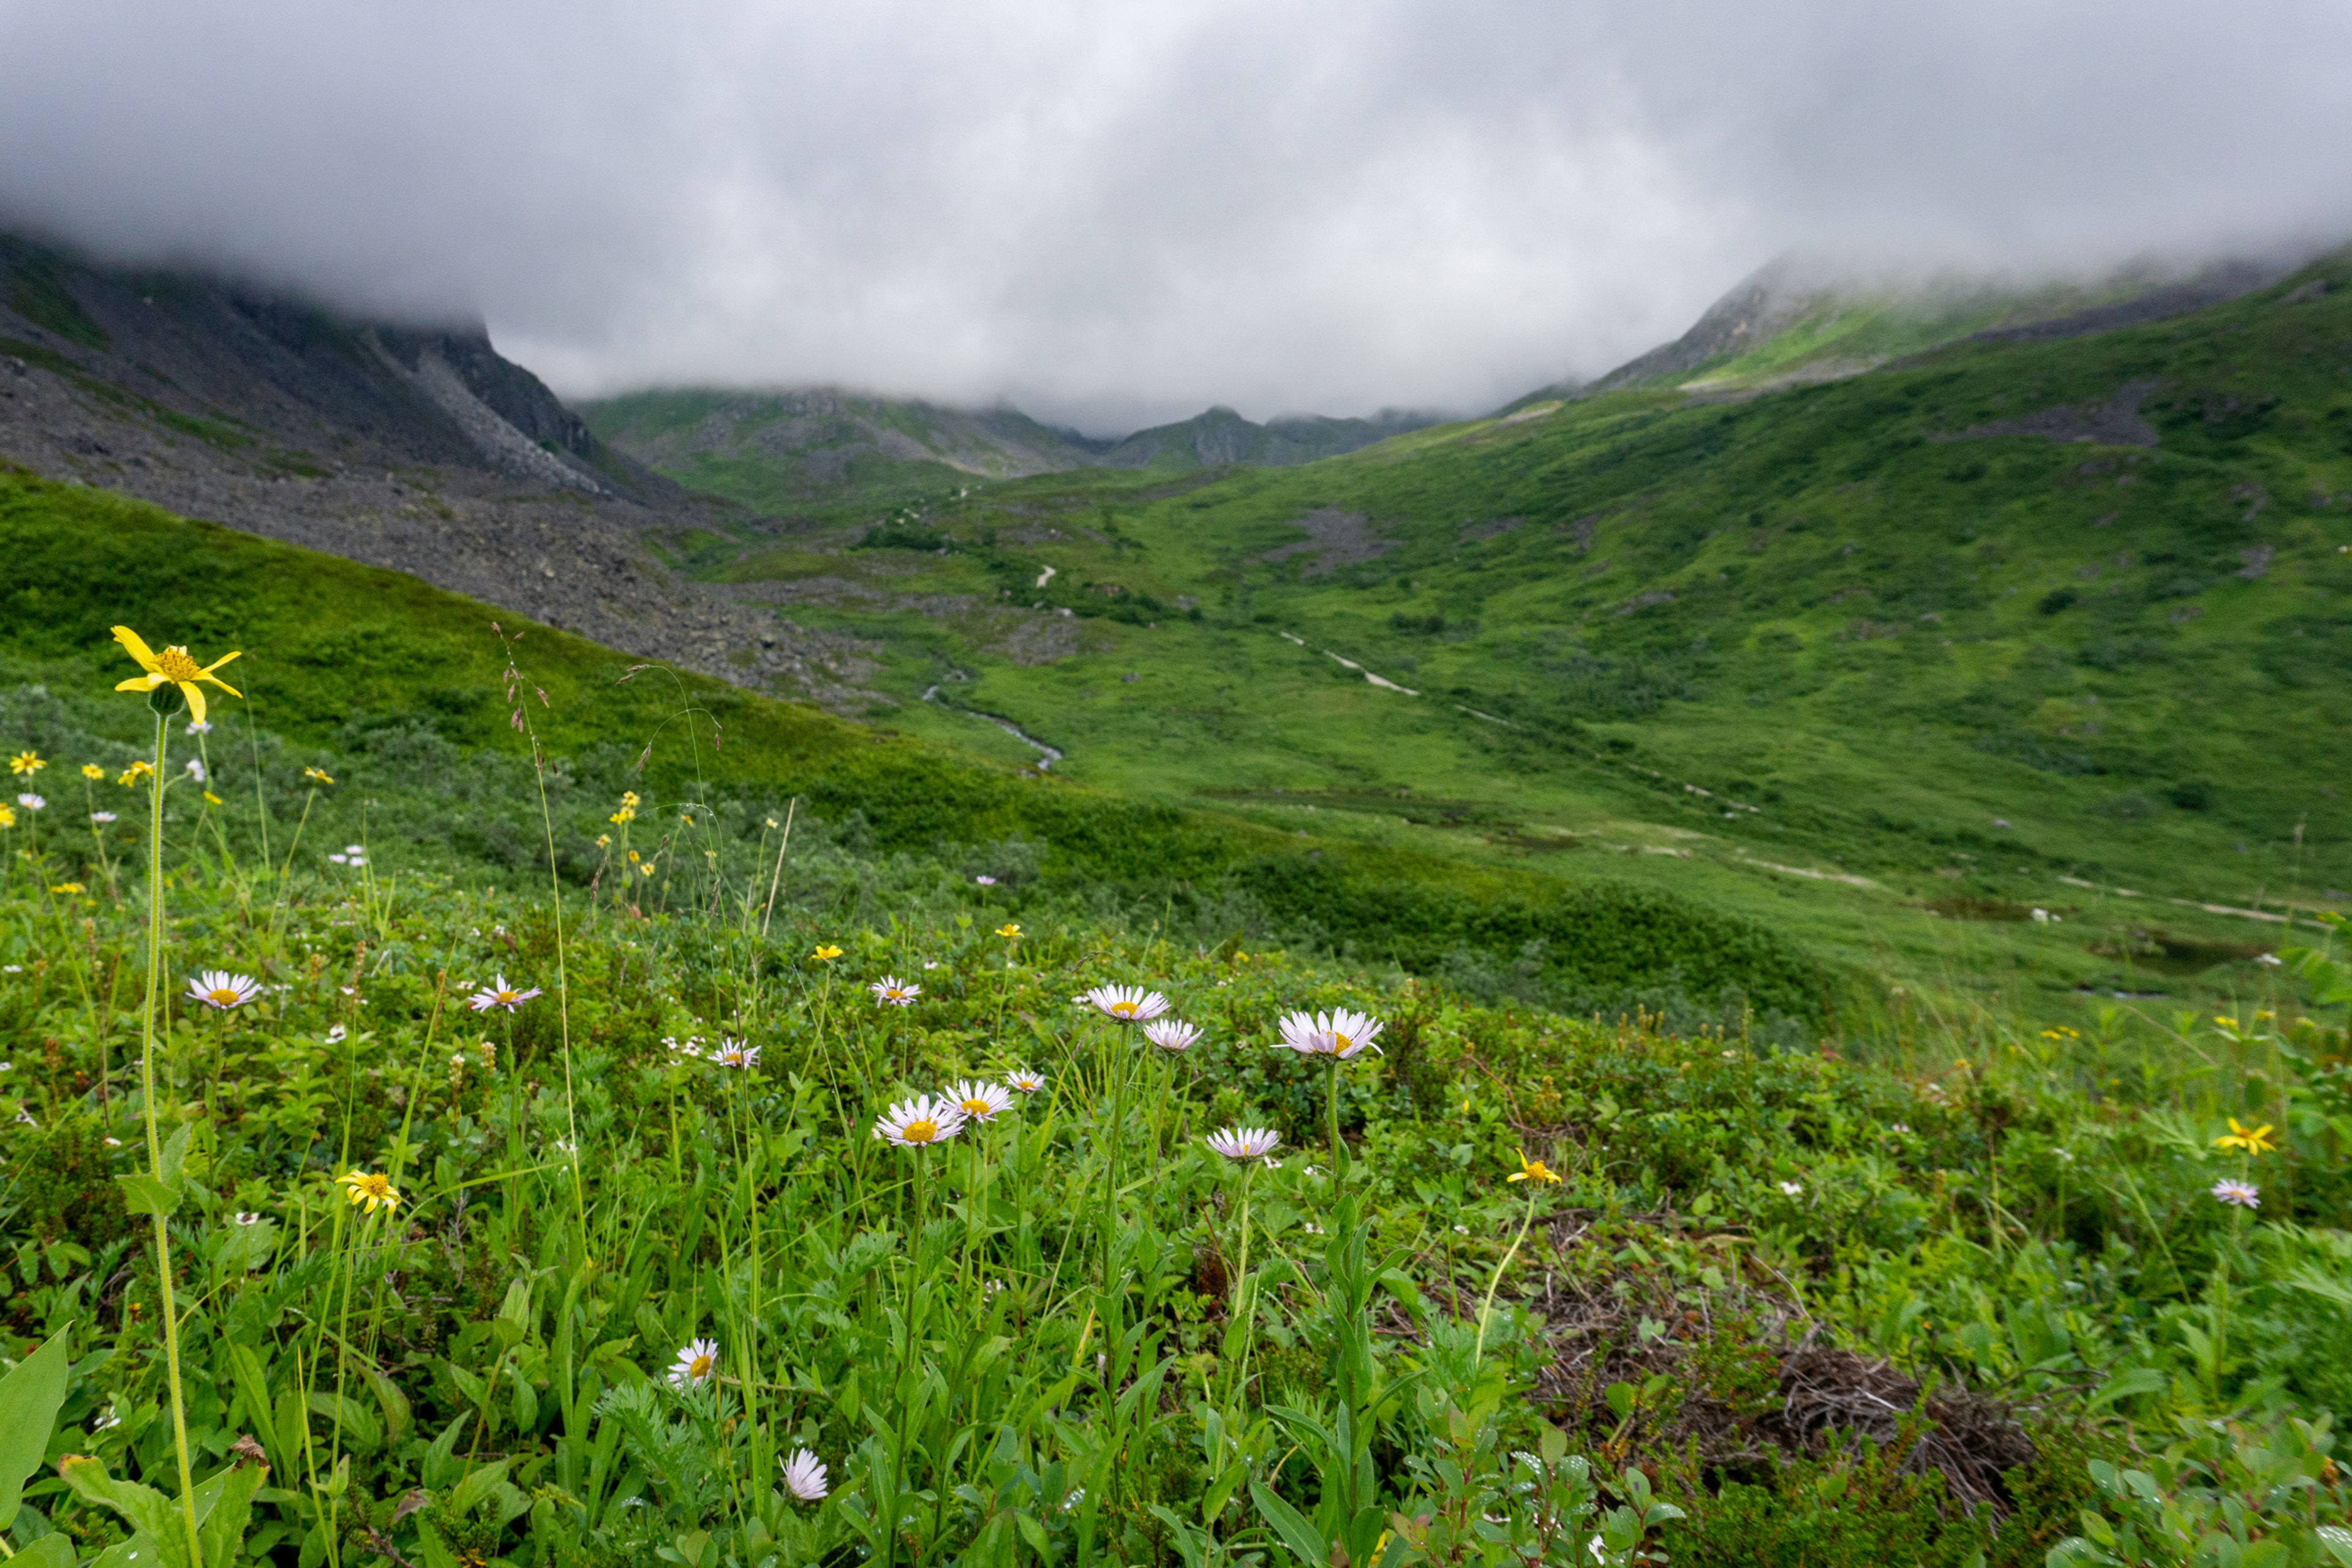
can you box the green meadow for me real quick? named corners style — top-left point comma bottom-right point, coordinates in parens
top-left (2, 265), bottom-right (2351, 1566)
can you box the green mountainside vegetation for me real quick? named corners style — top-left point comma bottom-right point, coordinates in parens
top-left (605, 252), bottom-right (2352, 1035)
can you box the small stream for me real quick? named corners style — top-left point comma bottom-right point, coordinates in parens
top-left (922, 685), bottom-right (1063, 769)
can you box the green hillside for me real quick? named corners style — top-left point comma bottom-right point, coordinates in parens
top-left (0, 463), bottom-right (1831, 1028)
top-left (633, 252), bottom-right (2352, 1028)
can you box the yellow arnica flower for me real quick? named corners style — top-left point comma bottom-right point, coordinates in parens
top-left (9, 750), bottom-right (43, 776)
top-left (336, 1170), bottom-right (402, 1214)
top-left (0, 805), bottom-right (14, 829)
top-left (2213, 1117), bottom-right (2278, 1156)
top-left (50, 882), bottom-right (85, 895)
top-left (811, 944), bottom-right (842, 962)
top-left (1507, 1150), bottom-right (1562, 1185)
top-left (997, 923), bottom-right (1022, 939)
top-left (118, 761), bottom-right (153, 788)
top-left (609, 807), bottom-right (636, 824)
top-left (620, 791), bottom-right (641, 809)
top-left (594, 833), bottom-right (611, 848)
top-left (203, 791), bottom-right (223, 805)
top-left (304, 767), bottom-right (335, 785)
top-left (110, 626), bottom-right (243, 726)
top-left (81, 764), bottom-right (105, 781)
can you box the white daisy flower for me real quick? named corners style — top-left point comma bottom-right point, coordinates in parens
top-left (186, 970), bottom-right (264, 1009)
top-left (184, 759), bottom-right (206, 783)
top-left (467, 974), bottom-right (543, 1012)
top-left (1004, 1069), bottom-right (1045, 1093)
top-left (782, 1449), bottom-right (829, 1502)
top-left (1143, 1019), bottom-right (1202, 1053)
top-left (2255, 952), bottom-right (2282, 967)
top-left (710, 1039), bottom-right (761, 1069)
top-left (1273, 1008), bottom-right (1383, 1060)
top-left (185, 720), bottom-right (213, 735)
top-left (1205, 1126), bottom-right (1281, 1161)
top-left (1778, 1180), bottom-right (1804, 1197)
top-left (327, 853), bottom-right (347, 864)
top-left (344, 844), bottom-right (365, 856)
top-left (1084, 984), bottom-right (1170, 1024)
top-left (15, 793), bottom-right (42, 811)
top-left (2211, 1178), bottom-right (2260, 1209)
top-left (974, 875), bottom-right (997, 886)
top-left (666, 1338), bottom-right (720, 1389)
top-left (869, 976), bottom-right (921, 1006)
top-left (947, 1080), bottom-right (1013, 1123)
top-left (872, 1095), bottom-right (966, 1148)
top-left (90, 811), bottom-right (116, 823)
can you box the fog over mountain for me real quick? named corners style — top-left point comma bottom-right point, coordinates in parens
top-left (2, 0), bottom-right (2347, 432)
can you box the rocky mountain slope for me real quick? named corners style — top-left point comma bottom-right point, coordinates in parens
top-left (0, 235), bottom-right (889, 709)
top-left (1507, 252), bottom-right (2304, 409)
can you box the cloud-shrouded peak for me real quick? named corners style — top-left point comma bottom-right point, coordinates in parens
top-left (2, 0), bottom-right (2346, 430)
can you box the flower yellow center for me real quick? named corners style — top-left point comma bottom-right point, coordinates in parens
top-left (689, 1354), bottom-right (712, 1378)
top-left (962, 1099), bottom-right (989, 1116)
top-left (208, 988), bottom-right (241, 1005)
top-left (155, 647), bottom-right (204, 682)
top-left (1332, 1033), bottom-right (1352, 1052)
top-left (496, 990), bottom-right (517, 1003)
top-left (1111, 1000), bottom-right (1137, 1016)
top-left (902, 1118), bottom-right (939, 1144)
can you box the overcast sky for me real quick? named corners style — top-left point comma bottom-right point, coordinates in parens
top-left (2, 1), bottom-right (2347, 433)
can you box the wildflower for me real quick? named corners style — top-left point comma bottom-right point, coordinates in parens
top-left (1005, 1069), bottom-right (1045, 1093)
top-left (1084, 984), bottom-right (1170, 1024)
top-left (782, 1449), bottom-right (829, 1502)
top-left (49, 882), bottom-right (84, 895)
top-left (303, 767), bottom-right (334, 784)
top-left (2213, 1117), bottom-right (2278, 1156)
top-left (1507, 1150), bottom-right (1562, 1185)
top-left (467, 975), bottom-right (543, 1012)
top-left (90, 811), bottom-right (115, 823)
top-left (0, 806), bottom-right (12, 829)
top-left (638, 863), bottom-right (654, 877)
top-left (2211, 1178), bottom-right (2261, 1209)
top-left (1273, 1008), bottom-right (1383, 1060)
top-left (328, 853), bottom-right (347, 864)
top-left (873, 1095), bottom-right (966, 1147)
top-left (14, 1108), bottom-right (36, 1126)
top-left (1891, 1123), bottom-right (1911, 1134)
top-left (81, 764), bottom-right (104, 780)
top-left (764, 816), bottom-right (779, 829)
top-left (118, 761), bottom-right (152, 787)
top-left (1206, 1126), bottom-right (1282, 1161)
top-left (594, 833), bottom-right (611, 848)
top-left (1778, 1180), bottom-right (1804, 1197)
top-left (2256, 952), bottom-right (2282, 967)
top-left (186, 720), bottom-right (211, 735)
top-left (203, 791), bottom-right (222, 805)
top-left (110, 625), bottom-right (243, 725)
top-left (710, 1039), bottom-right (761, 1069)
top-left (336, 1170), bottom-right (401, 1214)
top-left (663, 1035), bottom-right (705, 1058)
top-left (974, 874), bottom-right (997, 886)
top-left (325, 1025), bottom-right (347, 1046)
top-left (666, 1338), bottom-right (719, 1390)
top-left (186, 971), bottom-right (265, 1009)
top-left (609, 807), bottom-right (635, 824)
top-left (8, 751), bottom-right (42, 776)
top-left (620, 791), bottom-right (641, 809)
top-left (1144, 1019), bottom-right (1202, 1053)
top-left (233, 1212), bottom-right (262, 1226)
top-left (997, 922), bottom-right (1020, 938)
top-left (184, 758), bottom-right (206, 783)
top-left (15, 793), bottom-right (42, 811)
top-left (948, 1080), bottom-right (1013, 1123)
top-left (869, 976), bottom-right (920, 1006)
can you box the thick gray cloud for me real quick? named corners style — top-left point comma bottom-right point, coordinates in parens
top-left (2, 0), bottom-right (2346, 431)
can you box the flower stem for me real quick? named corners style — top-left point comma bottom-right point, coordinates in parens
top-left (137, 704), bottom-right (203, 1568)
top-left (1474, 1188), bottom-right (1541, 1366)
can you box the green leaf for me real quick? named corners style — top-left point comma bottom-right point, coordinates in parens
top-left (197, 1460), bottom-right (267, 1568)
top-left (16, 1533), bottom-right (78, 1568)
top-left (1250, 1479), bottom-right (1329, 1567)
top-left (0, 1327), bottom-right (70, 1531)
top-left (59, 1457), bottom-right (187, 1568)
top-left (116, 1172), bottom-right (183, 1218)
top-left (88, 1534), bottom-right (167, 1568)
top-left (450, 1455), bottom-right (514, 1517)
top-left (2087, 1368), bottom-right (2168, 1409)
top-left (2313, 1525), bottom-right (2352, 1566)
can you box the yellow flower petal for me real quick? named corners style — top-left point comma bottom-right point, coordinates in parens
top-left (114, 673), bottom-right (167, 693)
top-left (111, 625), bottom-right (162, 674)
top-left (179, 683), bottom-right (208, 726)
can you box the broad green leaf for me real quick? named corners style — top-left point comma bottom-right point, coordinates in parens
top-left (450, 1455), bottom-right (514, 1517)
top-left (58, 1457), bottom-right (186, 1568)
top-left (198, 1460), bottom-right (267, 1568)
top-left (0, 1327), bottom-right (70, 1531)
top-left (1250, 1479), bottom-right (1329, 1567)
top-left (16, 1534), bottom-right (77, 1567)
top-left (116, 1172), bottom-right (183, 1218)
top-left (2087, 1367), bottom-right (2169, 1408)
